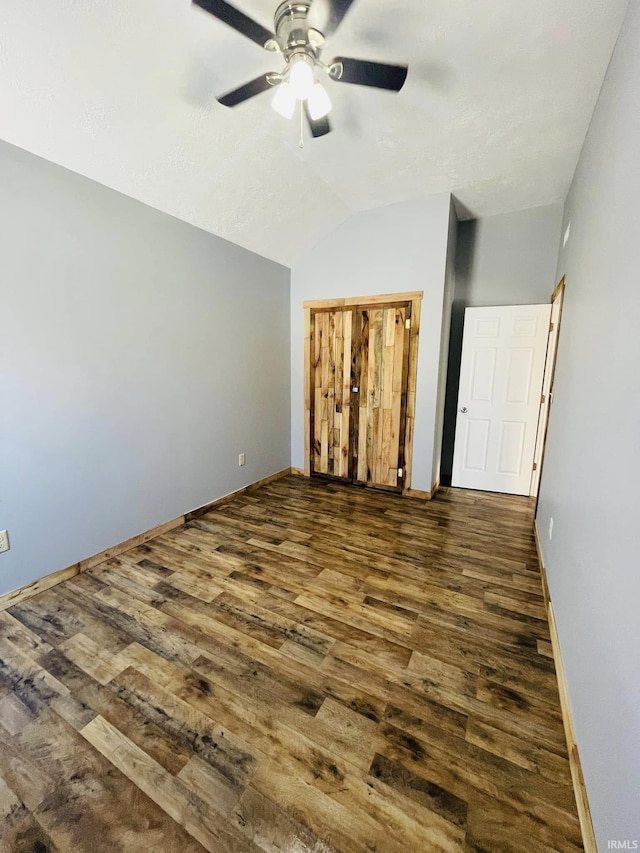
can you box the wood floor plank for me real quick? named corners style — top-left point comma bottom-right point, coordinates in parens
top-left (80, 715), bottom-right (258, 852)
top-left (0, 476), bottom-right (582, 851)
top-left (40, 647), bottom-right (193, 775)
top-left (0, 772), bottom-right (61, 853)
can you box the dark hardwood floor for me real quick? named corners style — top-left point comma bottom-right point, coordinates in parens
top-left (0, 475), bottom-right (583, 852)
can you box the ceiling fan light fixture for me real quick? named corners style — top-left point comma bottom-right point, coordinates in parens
top-left (307, 82), bottom-right (332, 119)
top-left (271, 81), bottom-right (296, 118)
top-left (288, 53), bottom-right (315, 100)
top-left (194, 0), bottom-right (410, 139)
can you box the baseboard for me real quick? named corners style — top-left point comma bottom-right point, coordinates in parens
top-left (292, 467), bottom-right (438, 500)
top-left (184, 467), bottom-right (291, 521)
top-left (533, 521), bottom-right (598, 853)
top-left (533, 521), bottom-right (551, 608)
top-left (405, 479), bottom-right (439, 501)
top-left (291, 467), bottom-right (437, 501)
top-left (405, 488), bottom-right (431, 500)
top-left (0, 467), bottom-right (291, 612)
top-left (405, 486), bottom-right (433, 500)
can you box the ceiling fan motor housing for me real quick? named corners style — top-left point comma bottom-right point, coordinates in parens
top-left (272, 1), bottom-right (323, 58)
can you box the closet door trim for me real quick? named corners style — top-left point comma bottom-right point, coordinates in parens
top-left (303, 292), bottom-right (422, 493)
top-left (304, 291), bottom-right (423, 310)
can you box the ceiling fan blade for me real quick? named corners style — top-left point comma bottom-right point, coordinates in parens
top-left (218, 74), bottom-right (274, 107)
top-left (193, 0), bottom-right (274, 48)
top-left (331, 56), bottom-right (408, 91)
top-left (304, 104), bottom-right (332, 138)
top-left (306, 0), bottom-right (357, 37)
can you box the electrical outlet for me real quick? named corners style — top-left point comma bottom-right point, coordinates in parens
top-left (548, 518), bottom-right (554, 541)
top-left (238, 453), bottom-right (246, 467)
top-left (0, 530), bottom-right (10, 554)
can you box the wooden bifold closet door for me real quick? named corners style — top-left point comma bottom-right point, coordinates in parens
top-left (310, 308), bottom-right (354, 480)
top-left (310, 301), bottom-right (411, 492)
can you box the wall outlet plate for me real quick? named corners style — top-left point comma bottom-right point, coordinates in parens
top-left (0, 530), bottom-right (10, 554)
top-left (239, 453), bottom-right (246, 467)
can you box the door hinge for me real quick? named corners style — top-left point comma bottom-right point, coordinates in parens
top-left (405, 318), bottom-right (411, 329)
top-left (398, 468), bottom-right (403, 478)
top-left (549, 321), bottom-right (554, 332)
top-left (532, 462), bottom-right (538, 471)
top-left (541, 394), bottom-right (546, 404)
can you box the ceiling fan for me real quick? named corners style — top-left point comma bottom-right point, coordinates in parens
top-left (192, 0), bottom-right (408, 139)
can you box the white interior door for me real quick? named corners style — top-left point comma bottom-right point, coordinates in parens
top-left (452, 304), bottom-right (551, 496)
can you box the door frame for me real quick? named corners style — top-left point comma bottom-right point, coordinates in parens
top-left (303, 291), bottom-right (423, 494)
top-left (531, 277), bottom-right (566, 501)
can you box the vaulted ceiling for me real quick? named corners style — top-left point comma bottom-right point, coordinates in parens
top-left (0, 0), bottom-right (628, 264)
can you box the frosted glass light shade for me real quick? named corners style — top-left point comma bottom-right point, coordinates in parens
top-left (272, 82), bottom-right (296, 119)
top-left (289, 55), bottom-right (314, 100)
top-left (307, 83), bottom-right (332, 119)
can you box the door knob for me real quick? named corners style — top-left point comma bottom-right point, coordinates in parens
top-left (460, 407), bottom-right (468, 413)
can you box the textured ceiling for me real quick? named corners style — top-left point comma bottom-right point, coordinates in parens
top-left (0, 0), bottom-right (629, 264)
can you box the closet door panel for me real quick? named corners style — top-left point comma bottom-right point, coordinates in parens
top-left (354, 304), bottom-right (410, 489)
top-left (310, 308), bottom-right (353, 479)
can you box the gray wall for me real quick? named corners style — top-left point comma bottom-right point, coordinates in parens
top-left (455, 204), bottom-right (565, 307)
top-left (537, 2), bottom-right (640, 845)
top-left (0, 140), bottom-right (290, 597)
top-left (441, 204), bottom-right (564, 480)
top-left (290, 194), bottom-right (453, 492)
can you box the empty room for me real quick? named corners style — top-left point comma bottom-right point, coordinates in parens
top-left (1, 0), bottom-right (639, 851)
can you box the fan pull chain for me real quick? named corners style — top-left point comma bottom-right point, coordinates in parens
top-left (299, 101), bottom-right (305, 149)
